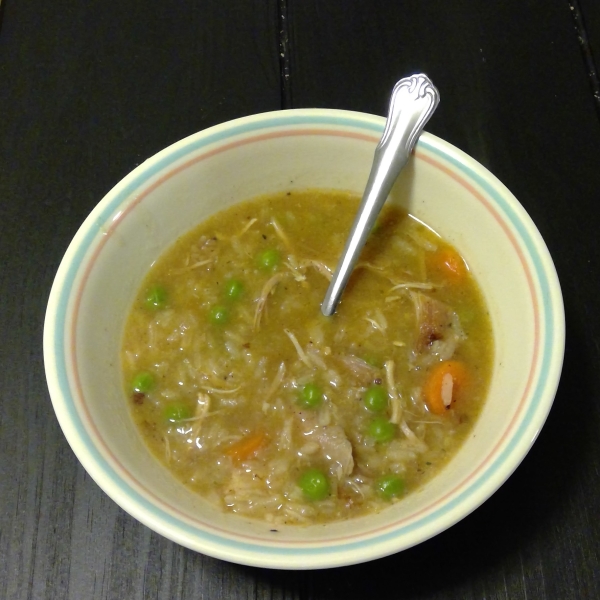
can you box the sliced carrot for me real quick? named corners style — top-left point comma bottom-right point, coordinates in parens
top-left (225, 432), bottom-right (267, 461)
top-left (423, 360), bottom-right (469, 415)
top-left (427, 247), bottom-right (468, 282)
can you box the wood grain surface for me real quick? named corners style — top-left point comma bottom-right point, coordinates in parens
top-left (570, 0), bottom-right (600, 120)
top-left (0, 1), bottom-right (599, 598)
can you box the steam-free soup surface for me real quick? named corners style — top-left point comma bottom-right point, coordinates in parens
top-left (122, 190), bottom-right (493, 525)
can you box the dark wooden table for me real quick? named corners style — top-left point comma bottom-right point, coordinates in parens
top-left (1, 1), bottom-right (599, 598)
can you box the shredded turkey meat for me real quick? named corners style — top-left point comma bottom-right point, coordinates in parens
top-left (298, 416), bottom-right (354, 481)
top-left (410, 291), bottom-right (465, 367)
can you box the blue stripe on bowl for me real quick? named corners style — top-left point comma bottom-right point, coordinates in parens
top-left (49, 111), bottom-right (563, 561)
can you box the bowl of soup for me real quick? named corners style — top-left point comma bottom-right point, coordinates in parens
top-left (43, 109), bottom-right (565, 569)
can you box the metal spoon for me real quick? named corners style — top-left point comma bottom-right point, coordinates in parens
top-left (321, 74), bottom-right (440, 316)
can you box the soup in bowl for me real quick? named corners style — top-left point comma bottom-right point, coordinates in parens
top-left (43, 109), bottom-right (564, 569)
top-left (122, 189), bottom-right (494, 525)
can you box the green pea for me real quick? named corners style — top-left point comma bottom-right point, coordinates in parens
top-left (363, 354), bottom-right (382, 368)
top-left (144, 285), bottom-right (168, 310)
top-left (257, 248), bottom-right (280, 271)
top-left (375, 475), bottom-right (405, 500)
top-left (224, 278), bottom-right (244, 301)
top-left (131, 371), bottom-right (154, 394)
top-left (163, 402), bottom-right (193, 422)
top-left (363, 385), bottom-right (387, 412)
top-left (208, 304), bottom-right (229, 326)
top-left (298, 468), bottom-right (330, 501)
top-left (298, 383), bottom-right (323, 408)
top-left (367, 417), bottom-right (396, 443)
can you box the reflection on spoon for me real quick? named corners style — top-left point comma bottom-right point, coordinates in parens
top-left (321, 74), bottom-right (440, 316)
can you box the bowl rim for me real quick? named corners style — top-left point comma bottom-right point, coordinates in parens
top-left (43, 108), bottom-right (565, 569)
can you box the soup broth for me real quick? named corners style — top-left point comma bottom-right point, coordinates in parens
top-left (122, 190), bottom-right (493, 525)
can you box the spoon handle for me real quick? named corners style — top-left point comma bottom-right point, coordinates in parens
top-left (321, 74), bottom-right (440, 316)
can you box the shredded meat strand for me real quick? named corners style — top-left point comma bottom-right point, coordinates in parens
top-left (199, 385), bottom-right (241, 395)
top-left (302, 259), bottom-right (333, 281)
top-left (265, 362), bottom-right (286, 402)
top-left (388, 281), bottom-right (435, 293)
top-left (254, 273), bottom-right (287, 331)
top-left (189, 393), bottom-right (211, 440)
top-left (284, 329), bottom-right (313, 368)
top-left (236, 218), bottom-right (257, 237)
top-left (385, 360), bottom-right (402, 425)
top-left (271, 218), bottom-right (293, 250)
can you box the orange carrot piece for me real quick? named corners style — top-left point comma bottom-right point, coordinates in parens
top-left (427, 247), bottom-right (468, 282)
top-left (423, 360), bottom-right (469, 415)
top-left (225, 432), bottom-right (267, 461)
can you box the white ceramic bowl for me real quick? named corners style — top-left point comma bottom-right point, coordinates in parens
top-left (43, 109), bottom-right (565, 569)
